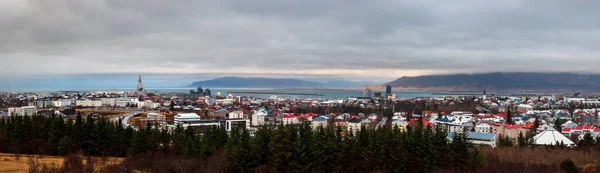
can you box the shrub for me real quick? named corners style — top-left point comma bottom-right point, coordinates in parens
top-left (561, 159), bottom-right (579, 173)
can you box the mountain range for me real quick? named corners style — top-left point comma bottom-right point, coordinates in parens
top-left (189, 77), bottom-right (367, 88)
top-left (384, 72), bottom-right (600, 92)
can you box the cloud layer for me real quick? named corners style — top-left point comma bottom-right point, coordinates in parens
top-left (1, 0), bottom-right (600, 80)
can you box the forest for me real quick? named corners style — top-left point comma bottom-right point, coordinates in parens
top-left (0, 114), bottom-right (483, 172)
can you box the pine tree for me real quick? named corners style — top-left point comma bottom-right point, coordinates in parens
top-left (554, 118), bottom-right (562, 133)
top-left (57, 136), bottom-right (73, 155)
top-left (517, 132), bottom-right (527, 147)
top-left (506, 107), bottom-right (513, 125)
top-left (581, 133), bottom-right (595, 147)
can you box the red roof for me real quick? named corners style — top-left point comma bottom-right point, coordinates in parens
top-left (563, 128), bottom-right (571, 132)
top-left (282, 113), bottom-right (295, 119)
top-left (574, 126), bottom-right (583, 131)
top-left (408, 118), bottom-right (433, 127)
top-left (505, 124), bottom-right (523, 129)
top-left (594, 128), bottom-right (600, 133)
top-left (583, 125), bottom-right (594, 130)
top-left (496, 112), bottom-right (507, 118)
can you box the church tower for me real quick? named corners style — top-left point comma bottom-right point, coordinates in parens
top-left (136, 74), bottom-right (147, 96)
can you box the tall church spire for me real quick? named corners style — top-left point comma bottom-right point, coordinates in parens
top-left (137, 74), bottom-right (143, 90)
top-left (136, 74), bottom-right (146, 96)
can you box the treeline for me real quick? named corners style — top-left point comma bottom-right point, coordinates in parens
top-left (225, 122), bottom-right (483, 172)
top-left (0, 114), bottom-right (482, 172)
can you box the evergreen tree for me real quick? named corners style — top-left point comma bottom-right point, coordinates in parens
top-left (580, 133), bottom-right (595, 147)
top-left (506, 107), bottom-right (513, 125)
top-left (517, 132), bottom-right (528, 147)
top-left (554, 118), bottom-right (562, 133)
top-left (57, 136), bottom-right (73, 155)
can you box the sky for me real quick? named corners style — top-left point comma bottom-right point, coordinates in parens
top-left (1, 0), bottom-right (600, 85)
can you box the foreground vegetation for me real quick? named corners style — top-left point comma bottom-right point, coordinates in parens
top-left (0, 114), bottom-right (483, 172)
top-left (2, 114), bottom-right (599, 172)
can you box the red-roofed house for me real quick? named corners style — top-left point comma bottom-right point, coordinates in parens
top-left (408, 118), bottom-right (433, 127)
top-left (496, 112), bottom-right (507, 118)
top-left (282, 113), bottom-right (299, 125)
top-left (491, 123), bottom-right (527, 141)
top-left (562, 128), bottom-right (571, 135)
top-left (583, 125), bottom-right (594, 133)
top-left (573, 126), bottom-right (583, 134)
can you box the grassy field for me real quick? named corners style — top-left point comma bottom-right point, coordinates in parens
top-left (0, 153), bottom-right (123, 173)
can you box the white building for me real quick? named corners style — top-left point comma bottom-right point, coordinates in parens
top-left (439, 122), bottom-right (465, 133)
top-left (228, 111), bottom-right (244, 119)
top-left (8, 106), bottom-right (38, 116)
top-left (251, 111), bottom-right (267, 126)
top-left (116, 97), bottom-right (139, 107)
top-left (311, 116), bottom-right (328, 130)
top-left (76, 99), bottom-right (103, 107)
top-left (225, 119), bottom-right (250, 132)
top-left (99, 98), bottom-right (117, 106)
top-left (517, 104), bottom-right (534, 112)
top-left (138, 101), bottom-right (160, 109)
top-left (174, 113), bottom-right (220, 128)
top-left (52, 99), bottom-right (72, 107)
top-left (283, 114), bottom-right (299, 125)
top-left (174, 113), bottom-right (202, 125)
top-left (347, 119), bottom-right (362, 135)
top-left (475, 123), bottom-right (492, 133)
top-left (35, 100), bottom-right (52, 108)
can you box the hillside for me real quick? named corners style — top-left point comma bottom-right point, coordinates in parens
top-left (384, 72), bottom-right (600, 92)
top-left (189, 77), bottom-right (365, 88)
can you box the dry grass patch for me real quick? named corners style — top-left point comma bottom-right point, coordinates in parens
top-left (0, 153), bottom-right (123, 173)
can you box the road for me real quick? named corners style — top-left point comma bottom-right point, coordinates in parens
top-left (121, 112), bottom-right (143, 128)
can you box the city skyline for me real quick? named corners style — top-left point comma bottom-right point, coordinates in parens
top-left (2, 0), bottom-right (600, 81)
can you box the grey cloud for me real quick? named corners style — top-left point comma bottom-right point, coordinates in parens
top-left (1, 0), bottom-right (600, 80)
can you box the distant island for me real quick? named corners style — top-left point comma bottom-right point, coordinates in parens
top-left (189, 77), bottom-right (367, 88)
top-left (383, 72), bottom-right (600, 92)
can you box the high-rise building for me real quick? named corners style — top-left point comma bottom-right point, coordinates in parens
top-left (364, 88), bottom-right (372, 97)
top-left (197, 87), bottom-right (204, 95)
top-left (136, 75), bottom-right (147, 96)
top-left (204, 88), bottom-right (212, 96)
top-left (385, 85), bottom-right (392, 96)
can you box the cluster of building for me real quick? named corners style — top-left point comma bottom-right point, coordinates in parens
top-left (4, 75), bottom-right (600, 148)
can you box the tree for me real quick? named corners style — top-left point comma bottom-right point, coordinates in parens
top-left (57, 136), bottom-right (73, 155)
top-left (560, 159), bottom-right (579, 173)
top-left (580, 133), bottom-right (595, 147)
top-left (517, 132), bottom-right (528, 147)
top-left (497, 134), bottom-right (514, 147)
top-left (506, 107), bottom-right (513, 125)
top-left (169, 101), bottom-right (176, 111)
top-left (554, 118), bottom-right (562, 133)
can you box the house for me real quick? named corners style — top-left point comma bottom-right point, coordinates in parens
top-left (392, 120), bottom-right (408, 131)
top-left (475, 123), bottom-right (492, 133)
top-left (439, 122), bottom-right (466, 133)
top-left (491, 123), bottom-right (527, 139)
top-left (448, 132), bottom-right (497, 148)
top-left (311, 116), bottom-right (328, 130)
top-left (228, 111), bottom-right (245, 119)
top-left (282, 113), bottom-right (299, 125)
top-left (562, 128), bottom-right (572, 136)
top-left (347, 118), bottom-right (362, 135)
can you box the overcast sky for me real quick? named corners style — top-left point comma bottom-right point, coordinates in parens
top-left (1, 0), bottom-right (600, 81)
